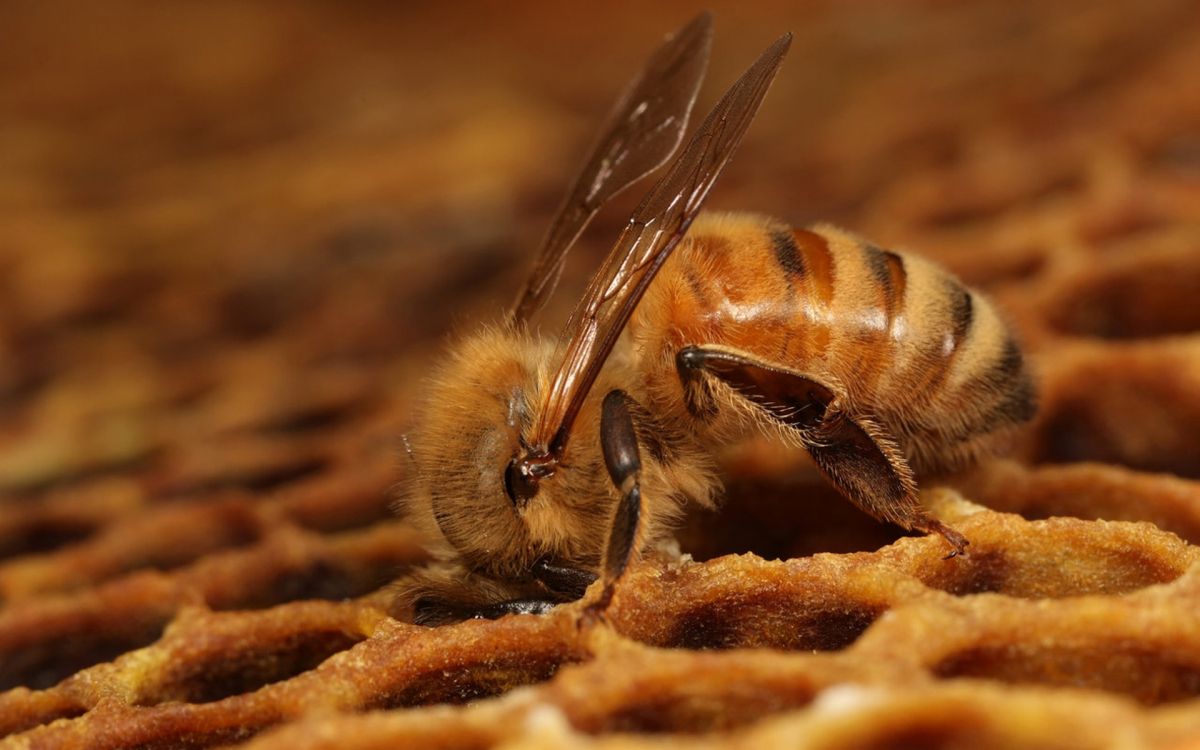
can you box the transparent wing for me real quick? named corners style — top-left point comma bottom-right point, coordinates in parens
top-left (509, 12), bottom-right (713, 324)
top-left (529, 32), bottom-right (793, 456)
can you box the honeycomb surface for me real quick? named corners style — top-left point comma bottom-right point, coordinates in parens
top-left (2, 1), bottom-right (1199, 748)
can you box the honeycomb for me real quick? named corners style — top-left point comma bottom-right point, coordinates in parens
top-left (2, 1), bottom-right (1199, 748)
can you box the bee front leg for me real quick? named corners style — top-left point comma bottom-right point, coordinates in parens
top-left (412, 597), bottom-right (561, 626)
top-left (403, 565), bottom-right (574, 626)
top-left (531, 558), bottom-right (597, 600)
top-left (582, 389), bottom-right (646, 624)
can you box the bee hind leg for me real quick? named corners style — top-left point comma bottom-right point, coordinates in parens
top-left (676, 345), bottom-right (968, 558)
top-left (803, 411), bottom-right (969, 558)
top-left (581, 389), bottom-right (647, 625)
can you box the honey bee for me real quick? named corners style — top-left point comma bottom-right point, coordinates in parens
top-left (396, 14), bottom-right (1036, 625)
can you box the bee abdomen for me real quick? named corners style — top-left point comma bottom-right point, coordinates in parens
top-left (888, 267), bottom-right (1036, 472)
top-left (804, 226), bottom-right (1035, 471)
top-left (634, 214), bottom-right (1035, 473)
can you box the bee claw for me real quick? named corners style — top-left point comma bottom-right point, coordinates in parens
top-left (577, 603), bottom-right (608, 631)
top-left (936, 524), bottom-right (970, 560)
top-left (577, 585), bottom-right (616, 631)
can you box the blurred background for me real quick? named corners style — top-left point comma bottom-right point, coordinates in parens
top-left (0, 0), bottom-right (1198, 614)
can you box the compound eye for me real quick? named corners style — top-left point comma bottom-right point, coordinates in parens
top-left (504, 457), bottom-right (539, 508)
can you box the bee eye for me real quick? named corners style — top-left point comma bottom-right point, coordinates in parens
top-left (504, 457), bottom-right (539, 508)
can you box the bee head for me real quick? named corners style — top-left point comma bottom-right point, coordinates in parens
top-left (401, 328), bottom-right (608, 579)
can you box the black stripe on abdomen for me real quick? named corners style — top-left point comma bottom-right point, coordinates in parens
top-left (947, 335), bottom-right (1038, 441)
top-left (913, 278), bottom-right (975, 399)
top-left (863, 244), bottom-right (907, 334)
top-left (771, 229), bottom-right (806, 279)
top-left (948, 282), bottom-right (974, 351)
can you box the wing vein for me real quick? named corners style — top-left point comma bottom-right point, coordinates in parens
top-left (527, 32), bottom-right (793, 458)
top-left (509, 13), bottom-right (714, 324)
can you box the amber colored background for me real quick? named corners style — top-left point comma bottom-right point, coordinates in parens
top-left (4, 0), bottom-right (1196, 366)
top-left (1, 3), bottom-right (1200, 741)
top-left (3, 0), bottom-right (1198, 536)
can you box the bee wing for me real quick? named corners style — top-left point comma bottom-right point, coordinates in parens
top-left (530, 32), bottom-right (792, 455)
top-left (509, 13), bottom-right (713, 324)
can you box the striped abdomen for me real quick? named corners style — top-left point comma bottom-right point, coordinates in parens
top-left (631, 212), bottom-right (1036, 474)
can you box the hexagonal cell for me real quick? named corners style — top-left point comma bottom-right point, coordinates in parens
top-left (0, 612), bottom-right (170, 691)
top-left (0, 517), bottom-right (98, 560)
top-left (658, 594), bottom-right (881, 652)
top-left (597, 685), bottom-right (816, 734)
top-left (914, 523), bottom-right (1191, 599)
top-left (1046, 253), bottom-right (1200, 340)
top-left (1032, 350), bottom-right (1200, 478)
top-left (144, 627), bottom-right (365, 704)
top-left (558, 653), bottom-right (823, 736)
top-left (934, 642), bottom-right (1200, 705)
top-left (367, 643), bottom-right (582, 710)
top-left (612, 554), bottom-right (899, 654)
top-left (678, 475), bottom-right (904, 561)
top-left (375, 652), bottom-right (574, 708)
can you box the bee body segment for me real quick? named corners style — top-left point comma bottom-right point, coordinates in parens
top-left (632, 212), bottom-right (1037, 476)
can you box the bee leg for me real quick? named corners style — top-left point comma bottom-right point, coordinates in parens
top-left (582, 389), bottom-right (646, 624)
top-left (531, 558), bottom-right (598, 600)
top-left (677, 345), bottom-right (968, 558)
top-left (803, 411), bottom-right (968, 558)
top-left (412, 597), bottom-right (560, 626)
